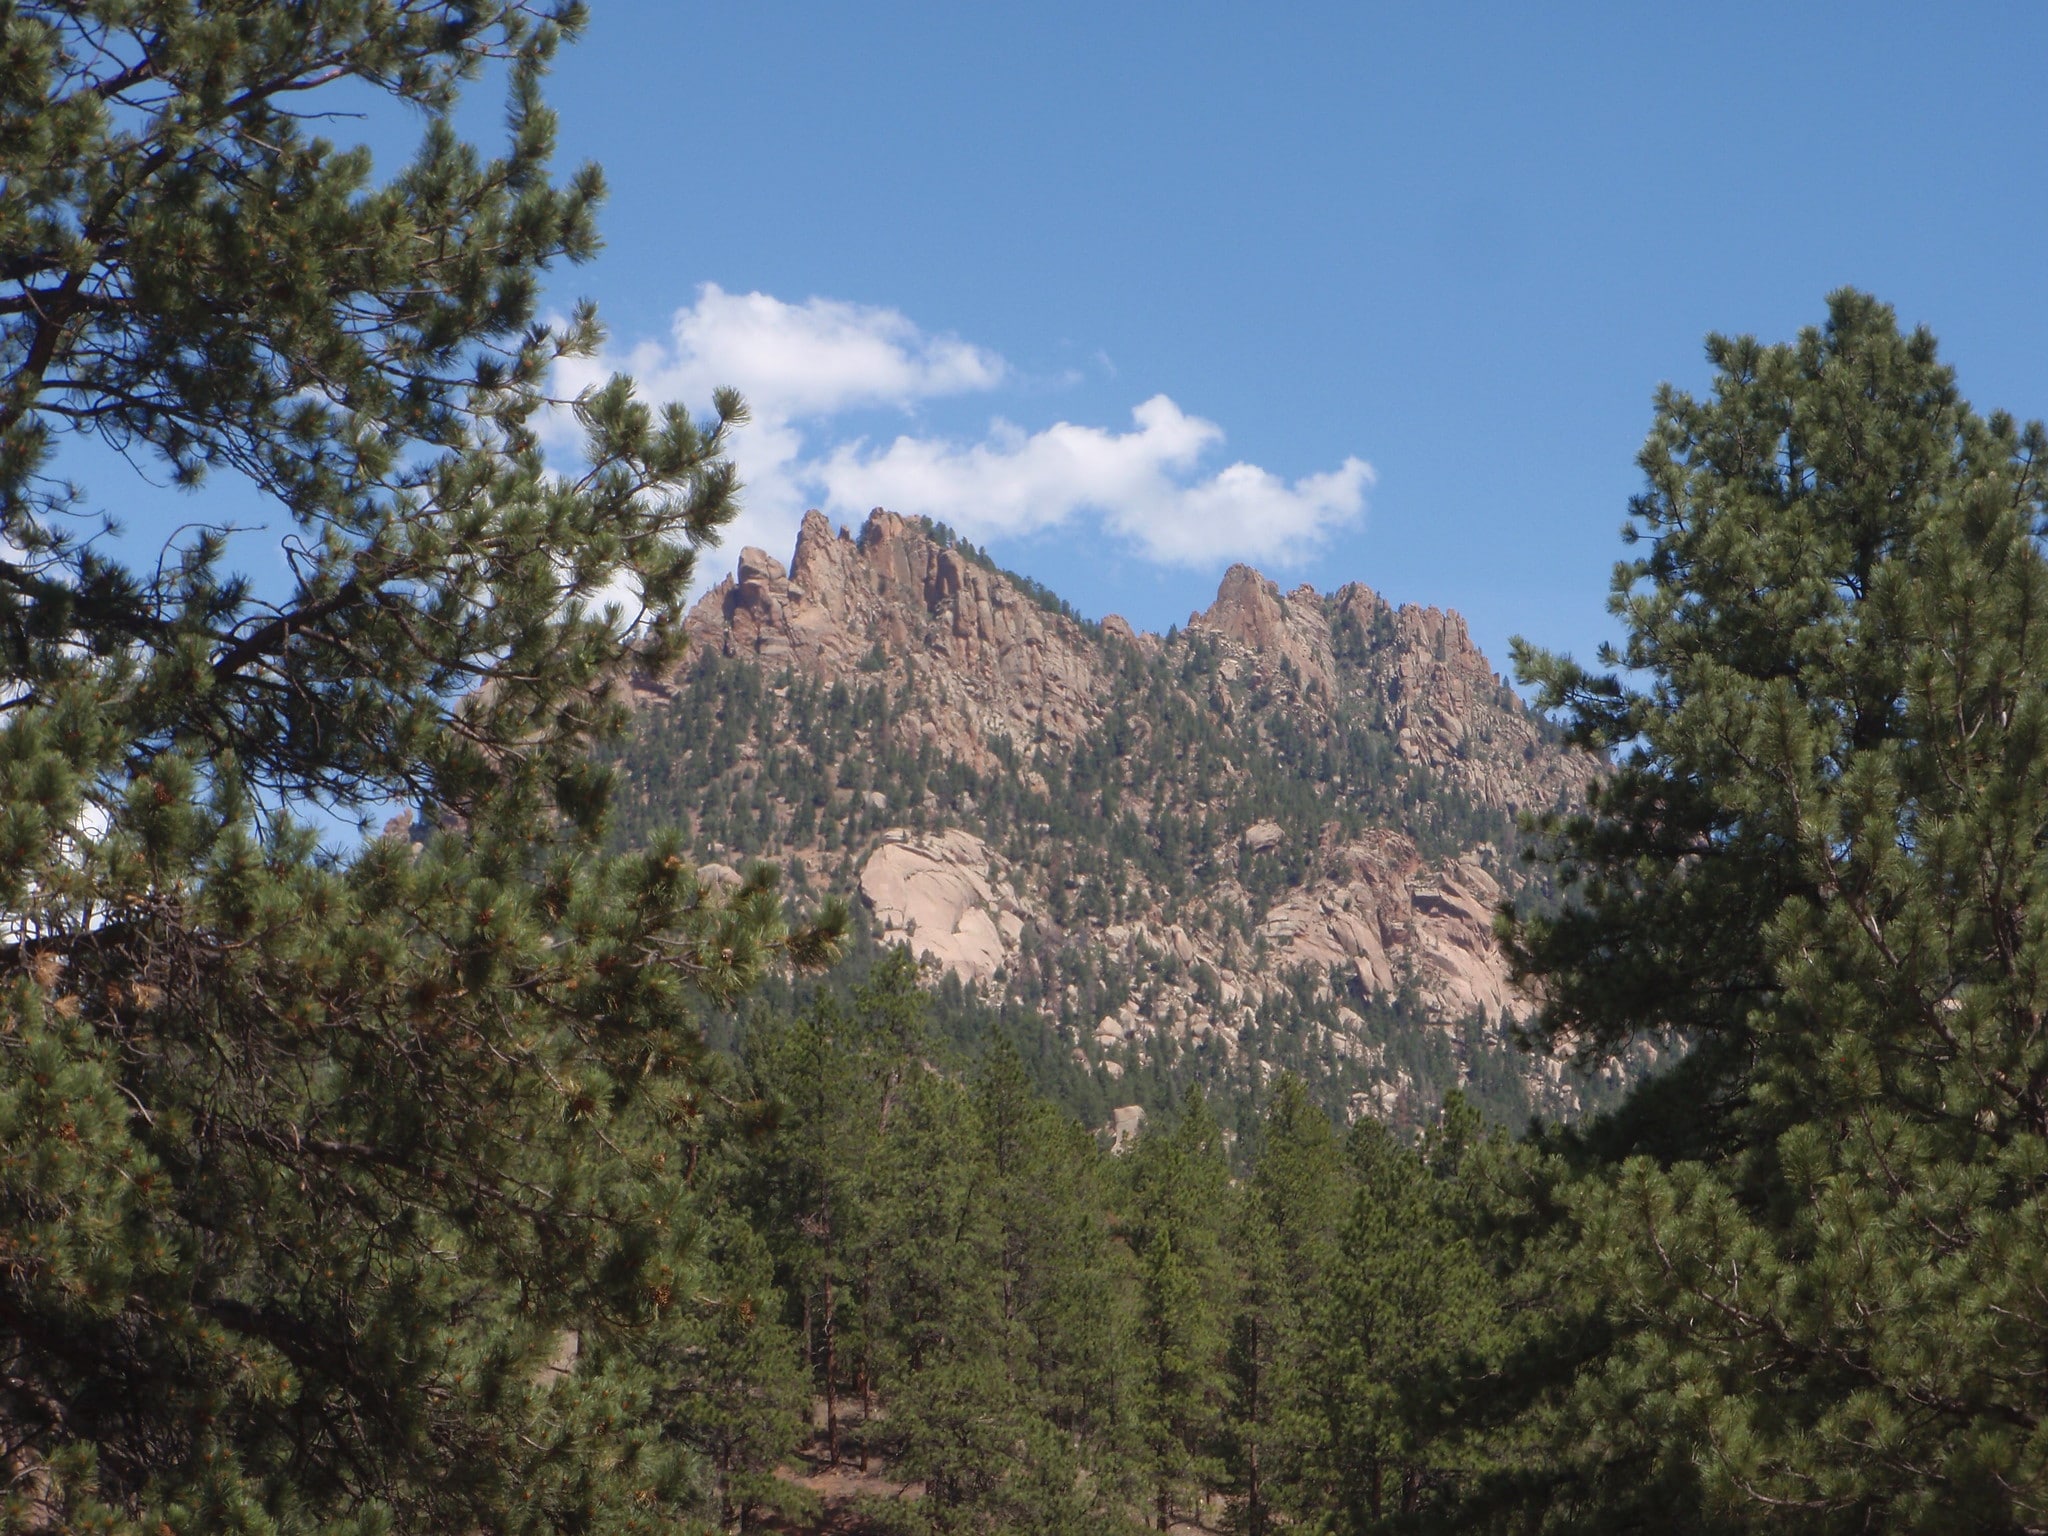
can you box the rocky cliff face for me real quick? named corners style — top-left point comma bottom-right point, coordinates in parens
top-left (621, 509), bottom-right (1611, 1127)
top-left (676, 511), bottom-right (1106, 769)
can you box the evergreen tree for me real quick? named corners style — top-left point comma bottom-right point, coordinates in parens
top-left (970, 1037), bottom-right (1145, 1534)
top-left (1509, 291), bottom-right (2048, 1532)
top-left (642, 1209), bottom-right (815, 1533)
top-left (1225, 1193), bottom-right (1293, 1536)
top-left (1310, 1113), bottom-right (1493, 1530)
top-left (1224, 1077), bottom-right (1347, 1535)
top-left (742, 992), bottom-right (871, 1470)
top-left (860, 1069), bottom-right (1025, 1531)
top-left (0, 7), bottom-right (843, 1531)
top-left (1125, 1088), bottom-right (1233, 1531)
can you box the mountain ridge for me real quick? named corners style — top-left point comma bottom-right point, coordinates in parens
top-left (617, 508), bottom-right (1619, 1128)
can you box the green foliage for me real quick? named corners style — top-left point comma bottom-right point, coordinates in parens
top-left (632, 1208), bottom-right (816, 1531)
top-left (1223, 1077), bottom-right (1346, 1534)
top-left (609, 622), bottom-right (1579, 1138)
top-left (730, 955), bottom-right (1146, 1535)
top-left (0, 1), bottom-right (748, 828)
top-left (1308, 1101), bottom-right (1503, 1531)
top-left (1501, 291), bottom-right (2048, 1532)
top-left (20, 29), bottom-right (2017, 1534)
top-left (1124, 1089), bottom-right (1233, 1529)
top-left (0, 8), bottom-right (845, 1532)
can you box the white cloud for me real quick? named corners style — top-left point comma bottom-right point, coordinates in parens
top-left (558, 286), bottom-right (1370, 575)
top-left (581, 283), bottom-right (1006, 420)
top-left (815, 395), bottom-right (1372, 567)
top-left (555, 284), bottom-right (1006, 566)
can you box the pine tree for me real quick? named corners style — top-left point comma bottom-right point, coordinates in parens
top-left (0, 7), bottom-right (843, 1531)
top-left (742, 993), bottom-right (866, 1470)
top-left (1126, 1088), bottom-right (1233, 1531)
top-left (1508, 291), bottom-right (2048, 1532)
top-left (860, 1068), bottom-right (1025, 1530)
top-left (1224, 1077), bottom-right (1347, 1535)
top-left (1300, 1098), bottom-right (1502, 1533)
top-left (642, 1209), bottom-right (815, 1533)
top-left (971, 1037), bottom-right (1146, 1534)
top-left (1225, 1196), bottom-right (1288, 1536)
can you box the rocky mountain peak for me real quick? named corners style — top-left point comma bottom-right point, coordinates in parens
top-left (632, 508), bottom-right (1612, 1128)
top-left (1191, 563), bottom-right (1344, 697)
top-left (686, 508), bottom-right (1108, 767)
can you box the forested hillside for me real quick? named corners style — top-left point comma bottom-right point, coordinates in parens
top-left (658, 947), bottom-right (1558, 1534)
top-left (9, 7), bottom-right (2048, 1534)
top-left (610, 509), bottom-right (1621, 1134)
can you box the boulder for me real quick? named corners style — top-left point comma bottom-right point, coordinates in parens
top-left (696, 862), bottom-right (743, 892)
top-left (858, 828), bottom-right (1007, 983)
top-left (1242, 819), bottom-right (1285, 853)
top-left (1109, 1104), bottom-right (1147, 1150)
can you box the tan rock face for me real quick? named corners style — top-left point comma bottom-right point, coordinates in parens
top-left (1381, 598), bottom-right (1597, 814)
top-left (1190, 566), bottom-right (1593, 820)
top-left (1242, 820), bottom-right (1285, 853)
top-left (683, 510), bottom-right (1589, 819)
top-left (689, 510), bottom-right (1107, 771)
top-left (1405, 857), bottom-right (1518, 1018)
top-left (652, 508), bottom-right (1607, 1122)
top-left (1251, 831), bottom-right (1520, 1019)
top-left (858, 828), bottom-right (1009, 984)
top-left (1193, 565), bottom-right (1341, 697)
top-left (1108, 1104), bottom-right (1148, 1151)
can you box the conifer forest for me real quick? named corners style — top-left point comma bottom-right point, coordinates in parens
top-left (8, 6), bottom-right (2048, 1533)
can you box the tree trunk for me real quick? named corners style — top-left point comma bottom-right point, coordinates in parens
top-left (859, 1250), bottom-right (875, 1471)
top-left (823, 1250), bottom-right (839, 1466)
top-left (1245, 1317), bottom-right (1263, 1536)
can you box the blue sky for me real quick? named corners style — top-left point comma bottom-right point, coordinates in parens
top-left (84, 3), bottom-right (2048, 687)
top-left (521, 2), bottom-right (2048, 678)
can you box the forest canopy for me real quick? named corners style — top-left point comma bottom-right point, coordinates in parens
top-left (0, 4), bottom-right (842, 1531)
top-left (3, 4), bottom-right (2047, 1534)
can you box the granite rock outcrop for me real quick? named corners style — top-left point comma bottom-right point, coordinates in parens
top-left (626, 509), bottom-right (1609, 1124)
top-left (691, 510), bottom-right (1105, 770)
